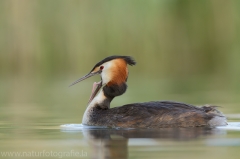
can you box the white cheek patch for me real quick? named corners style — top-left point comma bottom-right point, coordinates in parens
top-left (101, 61), bottom-right (113, 84)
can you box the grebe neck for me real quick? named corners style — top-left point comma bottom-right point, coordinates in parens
top-left (82, 89), bottom-right (112, 125)
top-left (88, 89), bottom-right (112, 109)
top-left (82, 83), bottom-right (127, 125)
top-left (103, 82), bottom-right (127, 98)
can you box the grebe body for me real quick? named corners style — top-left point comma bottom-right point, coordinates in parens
top-left (70, 56), bottom-right (227, 128)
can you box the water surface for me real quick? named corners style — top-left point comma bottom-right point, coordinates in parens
top-left (1, 79), bottom-right (240, 159)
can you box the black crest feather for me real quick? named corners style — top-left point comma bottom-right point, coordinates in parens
top-left (90, 55), bottom-right (136, 72)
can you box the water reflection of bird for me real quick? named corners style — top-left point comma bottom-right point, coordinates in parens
top-left (81, 127), bottom-right (217, 159)
top-left (70, 56), bottom-right (227, 128)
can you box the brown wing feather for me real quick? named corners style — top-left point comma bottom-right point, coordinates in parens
top-left (89, 101), bottom-right (223, 128)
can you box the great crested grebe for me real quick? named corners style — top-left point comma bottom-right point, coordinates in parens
top-left (70, 55), bottom-right (227, 128)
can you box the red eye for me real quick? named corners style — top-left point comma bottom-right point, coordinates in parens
top-left (100, 66), bottom-right (104, 70)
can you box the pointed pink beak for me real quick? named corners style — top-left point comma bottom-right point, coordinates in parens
top-left (69, 71), bottom-right (102, 103)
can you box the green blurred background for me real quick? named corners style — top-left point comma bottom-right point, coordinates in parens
top-left (0, 0), bottom-right (240, 124)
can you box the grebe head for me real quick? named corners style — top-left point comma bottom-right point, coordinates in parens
top-left (69, 55), bottom-right (136, 103)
